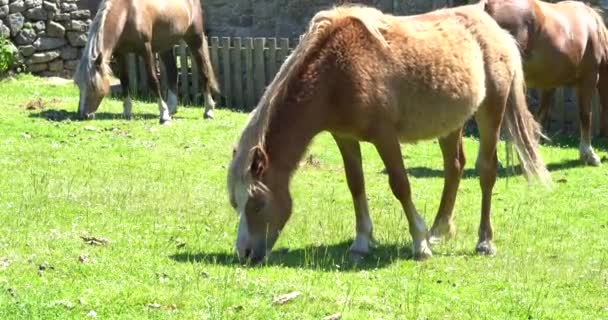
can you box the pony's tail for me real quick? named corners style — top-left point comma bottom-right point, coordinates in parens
top-left (586, 5), bottom-right (608, 63)
top-left (201, 35), bottom-right (220, 94)
top-left (503, 65), bottom-right (552, 187)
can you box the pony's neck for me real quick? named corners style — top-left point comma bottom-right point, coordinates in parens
top-left (95, 1), bottom-right (123, 64)
top-left (263, 95), bottom-right (326, 177)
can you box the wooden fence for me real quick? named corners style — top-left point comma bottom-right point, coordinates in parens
top-left (121, 36), bottom-right (603, 137)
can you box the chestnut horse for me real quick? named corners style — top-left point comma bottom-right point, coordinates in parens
top-left (74, 0), bottom-right (219, 124)
top-left (228, 5), bottom-right (550, 263)
top-left (481, 0), bottom-right (608, 166)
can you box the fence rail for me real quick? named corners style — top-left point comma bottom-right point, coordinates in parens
top-left (121, 36), bottom-right (603, 137)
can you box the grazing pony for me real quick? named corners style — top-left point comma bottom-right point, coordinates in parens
top-left (481, 0), bottom-right (608, 166)
top-left (227, 5), bottom-right (550, 263)
top-left (74, 0), bottom-right (219, 124)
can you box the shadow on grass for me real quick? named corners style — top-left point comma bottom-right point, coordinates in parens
top-left (170, 240), bottom-right (478, 271)
top-left (28, 109), bottom-right (160, 122)
top-left (403, 158), bottom-right (583, 179)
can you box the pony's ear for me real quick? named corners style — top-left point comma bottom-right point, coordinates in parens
top-left (250, 145), bottom-right (268, 180)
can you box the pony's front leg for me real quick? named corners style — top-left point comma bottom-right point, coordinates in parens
top-left (430, 129), bottom-right (465, 243)
top-left (577, 82), bottom-right (601, 166)
top-left (333, 135), bottom-right (375, 261)
top-left (116, 55), bottom-right (132, 120)
top-left (373, 131), bottom-right (432, 260)
top-left (143, 43), bottom-right (171, 125)
top-left (160, 50), bottom-right (179, 115)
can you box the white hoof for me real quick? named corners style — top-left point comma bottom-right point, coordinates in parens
top-left (413, 239), bottom-right (433, 261)
top-left (475, 240), bottom-right (496, 256)
top-left (204, 110), bottom-right (215, 120)
top-left (429, 221), bottom-right (456, 244)
top-left (580, 151), bottom-right (601, 167)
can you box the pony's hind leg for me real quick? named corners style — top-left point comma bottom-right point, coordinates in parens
top-left (536, 88), bottom-right (555, 129)
top-left (160, 50), bottom-right (179, 115)
top-left (576, 79), bottom-right (601, 166)
top-left (143, 43), bottom-right (171, 124)
top-left (430, 128), bottom-right (465, 243)
top-left (333, 135), bottom-right (375, 261)
top-left (186, 36), bottom-right (217, 119)
top-left (116, 54), bottom-right (132, 120)
top-left (597, 65), bottom-right (608, 137)
top-left (474, 104), bottom-right (502, 255)
top-left (373, 131), bottom-right (432, 260)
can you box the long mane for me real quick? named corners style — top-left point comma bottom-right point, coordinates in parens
top-left (74, 0), bottom-right (113, 87)
top-left (230, 5), bottom-right (389, 181)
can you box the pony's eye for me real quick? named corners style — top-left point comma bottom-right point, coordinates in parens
top-left (245, 195), bottom-right (265, 214)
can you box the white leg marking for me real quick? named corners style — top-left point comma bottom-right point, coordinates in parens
top-left (158, 98), bottom-right (171, 124)
top-left (350, 194), bottom-right (374, 255)
top-left (405, 202), bottom-right (432, 260)
top-left (579, 141), bottom-right (601, 166)
top-left (167, 90), bottom-right (178, 115)
top-left (203, 92), bottom-right (216, 119)
top-left (123, 96), bottom-right (132, 120)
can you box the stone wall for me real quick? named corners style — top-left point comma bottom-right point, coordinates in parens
top-left (0, 0), bottom-right (91, 77)
top-left (203, 0), bottom-right (456, 38)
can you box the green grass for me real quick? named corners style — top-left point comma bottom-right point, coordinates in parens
top-left (0, 75), bottom-right (607, 319)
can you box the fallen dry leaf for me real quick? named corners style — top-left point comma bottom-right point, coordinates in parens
top-left (20, 132), bottom-right (32, 139)
top-left (147, 303), bottom-right (162, 310)
top-left (79, 254), bottom-right (89, 263)
top-left (80, 236), bottom-right (110, 246)
top-left (0, 257), bottom-right (11, 269)
top-left (78, 297), bottom-right (87, 305)
top-left (272, 291), bottom-right (301, 305)
top-left (84, 126), bottom-right (98, 132)
top-left (322, 313), bottom-right (342, 320)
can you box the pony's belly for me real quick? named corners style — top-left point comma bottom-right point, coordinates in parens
top-left (396, 101), bottom-right (478, 142)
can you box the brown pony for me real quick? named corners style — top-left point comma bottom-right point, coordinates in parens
top-left (481, 0), bottom-right (608, 166)
top-left (227, 5), bottom-right (550, 263)
top-left (74, 0), bottom-right (219, 124)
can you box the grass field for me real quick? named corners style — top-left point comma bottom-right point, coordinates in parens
top-left (0, 75), bottom-right (607, 319)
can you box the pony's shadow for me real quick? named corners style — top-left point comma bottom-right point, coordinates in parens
top-left (28, 109), bottom-right (160, 122)
top-left (169, 240), bottom-right (460, 271)
top-left (403, 158), bottom-right (584, 179)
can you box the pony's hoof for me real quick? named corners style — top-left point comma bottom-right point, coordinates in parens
top-left (413, 240), bottom-right (433, 261)
top-left (580, 153), bottom-right (601, 167)
top-left (123, 114), bottom-right (133, 121)
top-left (475, 241), bottom-right (496, 256)
top-left (348, 250), bottom-right (367, 264)
top-left (429, 222), bottom-right (456, 244)
top-left (159, 118), bottom-right (172, 126)
top-left (204, 110), bottom-right (215, 119)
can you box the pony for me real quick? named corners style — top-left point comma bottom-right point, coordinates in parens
top-left (74, 0), bottom-right (219, 124)
top-left (227, 4), bottom-right (550, 263)
top-left (481, 0), bottom-right (608, 166)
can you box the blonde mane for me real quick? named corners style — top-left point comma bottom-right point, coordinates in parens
top-left (230, 5), bottom-right (389, 180)
top-left (74, 0), bottom-right (113, 88)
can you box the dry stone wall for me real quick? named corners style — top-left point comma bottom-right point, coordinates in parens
top-left (0, 0), bottom-right (90, 77)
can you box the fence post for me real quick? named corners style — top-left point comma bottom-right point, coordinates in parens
top-left (555, 88), bottom-right (565, 134)
top-left (127, 53), bottom-right (139, 97)
top-left (190, 47), bottom-right (200, 105)
top-left (221, 37), bottom-right (233, 108)
top-left (210, 37), bottom-right (221, 103)
top-left (266, 38), bottom-right (277, 85)
top-left (253, 38), bottom-right (267, 102)
top-left (179, 42), bottom-right (190, 104)
top-left (232, 37), bottom-right (244, 109)
top-left (244, 37), bottom-right (255, 109)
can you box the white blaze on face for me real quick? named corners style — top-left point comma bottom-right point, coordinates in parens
top-left (235, 180), bottom-right (251, 255)
top-left (79, 86), bottom-right (87, 116)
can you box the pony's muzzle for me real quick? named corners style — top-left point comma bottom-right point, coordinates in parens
top-left (236, 240), bottom-right (268, 265)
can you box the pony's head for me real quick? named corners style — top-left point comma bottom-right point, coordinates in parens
top-left (228, 140), bottom-right (293, 264)
top-left (73, 0), bottom-right (113, 120)
top-left (74, 54), bottom-right (112, 119)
